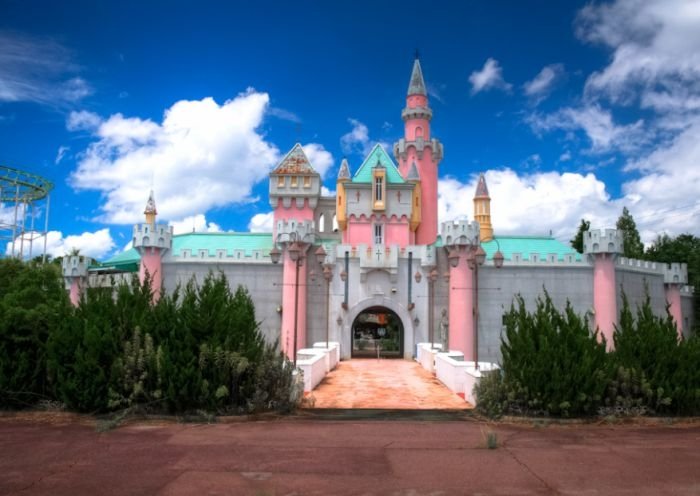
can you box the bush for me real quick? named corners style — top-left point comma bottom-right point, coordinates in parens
top-left (498, 293), bottom-right (609, 417)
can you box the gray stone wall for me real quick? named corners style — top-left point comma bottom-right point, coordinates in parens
top-left (680, 294), bottom-right (695, 339)
top-left (615, 269), bottom-right (666, 316)
top-left (161, 262), bottom-right (284, 344)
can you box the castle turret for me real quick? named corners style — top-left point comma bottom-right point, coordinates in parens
top-left (473, 174), bottom-right (494, 242)
top-left (584, 229), bottom-right (623, 349)
top-left (336, 158), bottom-right (350, 232)
top-left (61, 254), bottom-right (89, 306)
top-left (663, 263), bottom-right (688, 336)
top-left (133, 191), bottom-right (173, 302)
top-left (394, 57), bottom-right (443, 245)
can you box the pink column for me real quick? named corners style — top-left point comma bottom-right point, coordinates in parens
top-left (593, 253), bottom-right (617, 350)
top-left (139, 248), bottom-right (163, 302)
top-left (69, 278), bottom-right (82, 307)
top-left (297, 254), bottom-right (308, 353)
top-left (281, 251), bottom-right (297, 361)
top-left (665, 284), bottom-right (683, 337)
top-left (448, 249), bottom-right (475, 358)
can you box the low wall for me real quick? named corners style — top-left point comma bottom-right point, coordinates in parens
top-left (416, 342), bottom-right (445, 373)
top-left (296, 349), bottom-right (328, 392)
top-left (464, 363), bottom-right (500, 406)
top-left (313, 341), bottom-right (340, 370)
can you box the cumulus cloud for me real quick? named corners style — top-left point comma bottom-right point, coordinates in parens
top-left (340, 118), bottom-right (391, 157)
top-left (248, 212), bottom-right (274, 233)
top-left (302, 143), bottom-right (333, 178)
top-left (5, 228), bottom-right (115, 259)
top-left (55, 145), bottom-right (70, 165)
top-left (468, 58), bottom-right (512, 95)
top-left (168, 214), bottom-right (222, 235)
top-left (67, 110), bottom-right (103, 132)
top-left (523, 64), bottom-right (564, 102)
top-left (68, 90), bottom-right (282, 224)
top-left (0, 31), bottom-right (92, 106)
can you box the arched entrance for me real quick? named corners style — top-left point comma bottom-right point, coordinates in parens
top-left (351, 306), bottom-right (404, 358)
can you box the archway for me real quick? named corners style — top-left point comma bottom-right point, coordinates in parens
top-left (351, 306), bottom-right (403, 358)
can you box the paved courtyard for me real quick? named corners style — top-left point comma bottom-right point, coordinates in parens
top-left (308, 358), bottom-right (471, 409)
top-left (1, 414), bottom-right (699, 495)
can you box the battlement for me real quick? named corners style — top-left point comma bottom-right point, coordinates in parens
top-left (171, 248), bottom-right (270, 263)
top-left (275, 219), bottom-right (315, 245)
top-left (133, 223), bottom-right (173, 253)
top-left (62, 255), bottom-right (89, 279)
top-left (440, 220), bottom-right (480, 247)
top-left (662, 262), bottom-right (688, 285)
top-left (507, 252), bottom-right (588, 266)
top-left (681, 285), bottom-right (694, 296)
top-left (394, 137), bottom-right (444, 162)
top-left (583, 228), bottom-right (624, 255)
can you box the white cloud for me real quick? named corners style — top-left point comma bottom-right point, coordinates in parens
top-left (468, 58), bottom-right (512, 95)
top-left (268, 106), bottom-right (301, 123)
top-left (528, 104), bottom-right (646, 153)
top-left (248, 212), bottom-right (274, 233)
top-left (559, 151), bottom-right (572, 162)
top-left (439, 169), bottom-right (617, 241)
top-left (523, 64), bottom-right (564, 101)
top-left (168, 214), bottom-right (222, 235)
top-left (340, 118), bottom-right (390, 157)
top-left (577, 0), bottom-right (700, 105)
top-left (5, 228), bottom-right (115, 259)
top-left (67, 110), bottom-right (102, 132)
top-left (302, 143), bottom-right (333, 178)
top-left (55, 145), bottom-right (70, 165)
top-left (69, 89), bottom-right (281, 224)
top-left (0, 31), bottom-right (92, 106)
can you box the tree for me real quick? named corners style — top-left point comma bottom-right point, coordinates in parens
top-left (646, 233), bottom-right (700, 333)
top-left (570, 218), bottom-right (591, 254)
top-left (616, 207), bottom-right (644, 259)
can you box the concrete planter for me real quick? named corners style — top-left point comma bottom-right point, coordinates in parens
top-left (464, 363), bottom-right (500, 405)
top-left (416, 342), bottom-right (445, 373)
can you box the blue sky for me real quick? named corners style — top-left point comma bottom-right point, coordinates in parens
top-left (2, 0), bottom-right (700, 259)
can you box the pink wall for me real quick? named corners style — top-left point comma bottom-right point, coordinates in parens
top-left (385, 218), bottom-right (411, 247)
top-left (139, 248), bottom-right (163, 302)
top-left (665, 284), bottom-right (683, 337)
top-left (592, 253), bottom-right (616, 350)
top-left (448, 250), bottom-right (475, 358)
top-left (345, 214), bottom-right (412, 248)
top-left (344, 216), bottom-right (372, 245)
top-left (69, 278), bottom-right (81, 307)
top-left (272, 198), bottom-right (315, 238)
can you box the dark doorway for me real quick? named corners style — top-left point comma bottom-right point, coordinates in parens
top-left (351, 306), bottom-right (403, 358)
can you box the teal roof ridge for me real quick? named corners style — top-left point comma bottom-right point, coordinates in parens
top-left (351, 143), bottom-right (405, 184)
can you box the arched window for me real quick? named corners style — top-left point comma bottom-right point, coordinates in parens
top-left (415, 126), bottom-right (423, 138)
top-left (318, 213), bottom-right (325, 233)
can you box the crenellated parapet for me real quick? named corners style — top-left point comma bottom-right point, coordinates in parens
top-left (440, 220), bottom-right (480, 247)
top-left (133, 223), bottom-right (173, 254)
top-left (583, 229), bottom-right (624, 258)
top-left (394, 137), bottom-right (444, 162)
top-left (401, 106), bottom-right (433, 122)
top-left (62, 254), bottom-right (89, 279)
top-left (663, 262), bottom-right (688, 285)
top-left (275, 219), bottom-right (315, 245)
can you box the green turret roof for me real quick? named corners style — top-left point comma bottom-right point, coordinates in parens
top-left (351, 144), bottom-right (405, 184)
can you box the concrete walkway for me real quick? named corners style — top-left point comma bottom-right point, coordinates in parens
top-left (2, 414), bottom-right (699, 495)
top-left (308, 358), bottom-right (471, 409)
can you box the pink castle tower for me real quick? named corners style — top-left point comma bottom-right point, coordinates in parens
top-left (394, 57), bottom-right (443, 246)
top-left (269, 145), bottom-right (321, 360)
top-left (663, 263), bottom-right (688, 337)
top-left (61, 254), bottom-right (89, 306)
top-left (584, 229), bottom-right (623, 349)
top-left (133, 191), bottom-right (173, 302)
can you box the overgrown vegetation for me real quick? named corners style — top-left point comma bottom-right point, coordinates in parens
top-left (1, 259), bottom-right (301, 415)
top-left (476, 292), bottom-right (700, 418)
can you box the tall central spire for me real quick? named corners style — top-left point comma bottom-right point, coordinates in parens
top-left (407, 58), bottom-right (427, 96)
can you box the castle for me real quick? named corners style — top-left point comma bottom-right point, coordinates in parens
top-left (62, 58), bottom-right (695, 363)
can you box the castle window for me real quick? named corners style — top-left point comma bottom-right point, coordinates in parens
top-left (318, 213), bottom-right (325, 233)
top-left (291, 176), bottom-right (298, 187)
top-left (374, 223), bottom-right (383, 245)
top-left (278, 176), bottom-right (285, 187)
top-left (375, 176), bottom-right (383, 202)
top-left (303, 176), bottom-right (311, 188)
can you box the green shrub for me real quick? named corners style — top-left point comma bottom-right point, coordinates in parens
top-left (473, 369), bottom-right (507, 418)
top-left (499, 292), bottom-right (608, 417)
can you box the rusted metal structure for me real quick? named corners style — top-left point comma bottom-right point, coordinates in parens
top-left (0, 165), bottom-right (53, 261)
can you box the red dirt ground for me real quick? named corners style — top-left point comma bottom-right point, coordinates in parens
top-left (1, 412), bottom-right (699, 495)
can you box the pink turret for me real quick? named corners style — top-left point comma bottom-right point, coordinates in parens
top-left (61, 254), bottom-right (89, 307)
top-left (394, 57), bottom-right (443, 246)
top-left (663, 263), bottom-right (688, 337)
top-left (584, 229), bottom-right (623, 350)
top-left (133, 191), bottom-right (173, 303)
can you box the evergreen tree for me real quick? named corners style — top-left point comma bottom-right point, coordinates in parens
top-left (570, 218), bottom-right (591, 254)
top-left (616, 207), bottom-right (644, 259)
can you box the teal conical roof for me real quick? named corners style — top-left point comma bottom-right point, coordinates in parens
top-left (351, 144), bottom-right (405, 184)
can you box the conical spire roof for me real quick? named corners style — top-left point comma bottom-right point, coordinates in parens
top-left (144, 190), bottom-right (157, 215)
top-left (407, 58), bottom-right (427, 96)
top-left (406, 161), bottom-right (421, 181)
top-left (474, 173), bottom-right (490, 198)
top-left (337, 158), bottom-right (351, 181)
